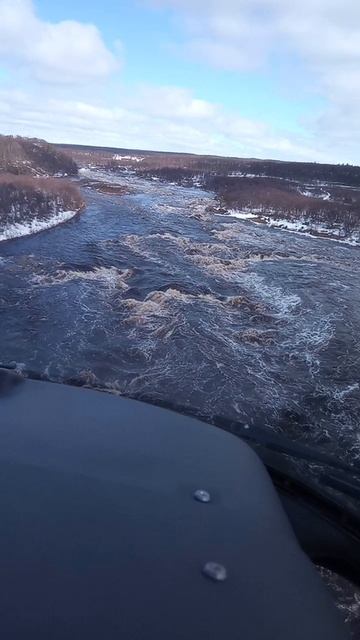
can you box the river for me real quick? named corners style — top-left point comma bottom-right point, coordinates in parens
top-left (1, 169), bottom-right (360, 464)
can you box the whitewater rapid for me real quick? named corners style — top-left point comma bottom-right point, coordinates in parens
top-left (1, 169), bottom-right (360, 466)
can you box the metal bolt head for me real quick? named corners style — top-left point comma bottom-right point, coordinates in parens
top-left (193, 489), bottom-right (211, 503)
top-left (202, 562), bottom-right (227, 582)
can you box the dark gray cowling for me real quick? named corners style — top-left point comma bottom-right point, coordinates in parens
top-left (0, 376), bottom-right (349, 639)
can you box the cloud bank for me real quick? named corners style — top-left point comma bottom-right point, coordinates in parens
top-left (0, 0), bottom-right (359, 162)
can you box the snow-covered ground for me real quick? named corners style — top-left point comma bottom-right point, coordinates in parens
top-left (113, 154), bottom-right (144, 162)
top-left (222, 209), bottom-right (259, 220)
top-left (223, 209), bottom-right (360, 245)
top-left (226, 172), bottom-right (360, 190)
top-left (297, 187), bottom-right (331, 200)
top-left (0, 209), bottom-right (79, 242)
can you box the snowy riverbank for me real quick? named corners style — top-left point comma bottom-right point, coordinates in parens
top-left (0, 209), bottom-right (81, 242)
top-left (223, 209), bottom-right (360, 246)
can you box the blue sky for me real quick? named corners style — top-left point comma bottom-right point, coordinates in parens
top-left (0, 0), bottom-right (359, 162)
top-left (37, 0), bottom-right (321, 132)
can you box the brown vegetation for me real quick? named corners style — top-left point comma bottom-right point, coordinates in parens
top-left (80, 178), bottom-right (133, 196)
top-left (0, 174), bottom-right (84, 227)
top-left (0, 135), bottom-right (78, 177)
top-left (211, 177), bottom-right (360, 233)
top-left (57, 143), bottom-right (360, 187)
top-left (56, 142), bottom-right (360, 236)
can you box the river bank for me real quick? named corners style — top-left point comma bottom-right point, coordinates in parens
top-left (0, 174), bottom-right (84, 243)
top-left (221, 209), bottom-right (360, 245)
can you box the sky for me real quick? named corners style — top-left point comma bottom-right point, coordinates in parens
top-left (0, 0), bottom-right (359, 163)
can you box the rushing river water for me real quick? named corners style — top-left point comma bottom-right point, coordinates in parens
top-left (1, 169), bottom-right (360, 463)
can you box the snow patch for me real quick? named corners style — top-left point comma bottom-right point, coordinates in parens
top-left (222, 209), bottom-right (258, 220)
top-left (267, 217), bottom-right (360, 244)
top-left (113, 155), bottom-right (144, 162)
top-left (298, 188), bottom-right (331, 200)
top-left (268, 218), bottom-right (309, 232)
top-left (0, 210), bottom-right (79, 242)
top-left (223, 208), bottom-right (360, 246)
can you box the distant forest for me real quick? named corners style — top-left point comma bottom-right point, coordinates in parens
top-left (58, 143), bottom-right (360, 237)
top-left (58, 143), bottom-right (360, 187)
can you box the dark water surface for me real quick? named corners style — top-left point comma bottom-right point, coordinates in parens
top-left (1, 169), bottom-right (360, 463)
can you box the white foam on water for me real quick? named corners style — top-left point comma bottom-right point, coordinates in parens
top-left (333, 383), bottom-right (360, 401)
top-left (241, 272), bottom-right (301, 315)
top-left (121, 287), bottom-right (267, 339)
top-left (32, 267), bottom-right (132, 289)
top-left (0, 210), bottom-right (79, 242)
top-left (287, 314), bottom-right (336, 378)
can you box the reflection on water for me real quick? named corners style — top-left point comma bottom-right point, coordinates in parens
top-left (1, 169), bottom-right (360, 463)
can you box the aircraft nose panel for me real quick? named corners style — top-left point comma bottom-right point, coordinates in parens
top-left (0, 375), bottom-right (349, 639)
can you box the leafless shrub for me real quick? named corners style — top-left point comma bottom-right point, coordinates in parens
top-left (0, 135), bottom-right (78, 176)
top-left (0, 174), bottom-right (84, 225)
top-left (56, 143), bottom-right (360, 187)
top-left (210, 177), bottom-right (360, 233)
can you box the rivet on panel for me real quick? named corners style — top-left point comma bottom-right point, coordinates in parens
top-left (202, 562), bottom-right (227, 582)
top-left (193, 489), bottom-right (211, 503)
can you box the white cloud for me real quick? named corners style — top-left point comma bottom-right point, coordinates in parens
top-left (152, 0), bottom-right (360, 75)
top-left (130, 85), bottom-right (217, 119)
top-left (0, 0), bottom-right (119, 83)
top-left (0, 86), bottom-right (331, 162)
top-left (1, 0), bottom-right (358, 162)
top-left (151, 0), bottom-right (275, 71)
top-left (151, 0), bottom-right (360, 161)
